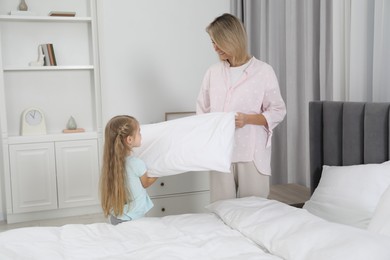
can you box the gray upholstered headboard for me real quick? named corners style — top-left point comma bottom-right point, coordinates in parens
top-left (309, 101), bottom-right (390, 193)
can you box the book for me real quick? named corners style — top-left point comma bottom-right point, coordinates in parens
top-left (49, 11), bottom-right (76, 17)
top-left (47, 44), bottom-right (57, 66)
top-left (63, 128), bottom-right (85, 133)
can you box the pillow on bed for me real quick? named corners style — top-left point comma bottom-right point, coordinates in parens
top-left (133, 112), bottom-right (235, 177)
top-left (368, 185), bottom-right (390, 236)
top-left (303, 161), bottom-right (390, 229)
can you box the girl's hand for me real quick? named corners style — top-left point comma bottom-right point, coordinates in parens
top-left (140, 172), bottom-right (158, 188)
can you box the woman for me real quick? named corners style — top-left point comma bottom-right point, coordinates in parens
top-left (196, 13), bottom-right (286, 202)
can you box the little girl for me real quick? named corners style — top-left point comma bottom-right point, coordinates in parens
top-left (99, 115), bottom-right (158, 225)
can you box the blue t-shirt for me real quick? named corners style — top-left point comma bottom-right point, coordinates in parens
top-left (116, 156), bottom-right (153, 221)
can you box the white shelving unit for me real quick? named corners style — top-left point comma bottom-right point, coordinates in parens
top-left (0, 0), bottom-right (102, 223)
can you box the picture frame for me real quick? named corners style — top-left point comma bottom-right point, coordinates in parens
top-left (165, 111), bottom-right (195, 121)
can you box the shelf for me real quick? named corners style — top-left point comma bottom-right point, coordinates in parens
top-left (3, 66), bottom-right (94, 72)
top-left (0, 15), bottom-right (91, 23)
top-left (7, 131), bottom-right (99, 144)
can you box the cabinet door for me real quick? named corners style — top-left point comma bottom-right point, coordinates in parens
top-left (9, 143), bottom-right (57, 213)
top-left (55, 140), bottom-right (99, 208)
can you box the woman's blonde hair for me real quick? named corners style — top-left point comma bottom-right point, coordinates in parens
top-left (206, 13), bottom-right (249, 66)
top-left (99, 115), bottom-right (139, 217)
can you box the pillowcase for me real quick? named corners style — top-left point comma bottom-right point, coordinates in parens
top-left (303, 161), bottom-right (390, 229)
top-left (133, 112), bottom-right (235, 177)
top-left (368, 184), bottom-right (390, 236)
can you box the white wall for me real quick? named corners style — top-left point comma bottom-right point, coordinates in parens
top-left (97, 0), bottom-right (230, 125)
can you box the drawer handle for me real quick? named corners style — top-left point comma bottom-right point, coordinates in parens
top-left (160, 182), bottom-right (165, 187)
top-left (161, 207), bottom-right (165, 212)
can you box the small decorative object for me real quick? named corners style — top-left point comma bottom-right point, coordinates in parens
top-left (66, 116), bottom-right (77, 130)
top-left (63, 116), bottom-right (85, 133)
top-left (21, 107), bottom-right (47, 135)
top-left (29, 45), bottom-right (45, 67)
top-left (18, 0), bottom-right (28, 11)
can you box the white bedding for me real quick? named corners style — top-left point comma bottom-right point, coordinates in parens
top-left (0, 213), bottom-right (280, 260)
top-left (2, 197), bottom-right (390, 260)
top-left (207, 197), bottom-right (390, 260)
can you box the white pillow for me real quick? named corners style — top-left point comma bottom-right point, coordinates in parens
top-left (133, 112), bottom-right (235, 177)
top-left (303, 161), bottom-right (390, 229)
top-left (368, 184), bottom-right (390, 236)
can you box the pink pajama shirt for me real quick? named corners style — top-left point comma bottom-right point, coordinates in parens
top-left (196, 57), bottom-right (286, 175)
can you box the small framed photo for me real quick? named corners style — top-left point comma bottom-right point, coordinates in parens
top-left (165, 111), bottom-right (195, 121)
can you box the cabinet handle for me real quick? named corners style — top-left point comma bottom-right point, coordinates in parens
top-left (161, 207), bottom-right (165, 212)
top-left (160, 182), bottom-right (165, 187)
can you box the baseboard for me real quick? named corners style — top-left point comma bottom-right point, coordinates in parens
top-left (6, 205), bottom-right (102, 224)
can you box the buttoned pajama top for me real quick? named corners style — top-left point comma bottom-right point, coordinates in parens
top-left (196, 57), bottom-right (286, 175)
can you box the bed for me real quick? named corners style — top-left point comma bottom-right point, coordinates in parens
top-left (0, 101), bottom-right (390, 260)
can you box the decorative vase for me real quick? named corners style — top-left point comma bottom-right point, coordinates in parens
top-left (18, 0), bottom-right (28, 11)
top-left (66, 116), bottom-right (77, 130)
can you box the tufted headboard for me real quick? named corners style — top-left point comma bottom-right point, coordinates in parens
top-left (309, 101), bottom-right (390, 193)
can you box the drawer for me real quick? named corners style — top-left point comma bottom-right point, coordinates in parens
top-left (147, 171), bottom-right (210, 196)
top-left (148, 191), bottom-right (210, 217)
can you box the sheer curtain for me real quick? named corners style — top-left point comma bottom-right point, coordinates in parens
top-left (330, 0), bottom-right (390, 101)
top-left (231, 0), bottom-right (390, 187)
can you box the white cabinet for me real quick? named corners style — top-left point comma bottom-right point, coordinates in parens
top-left (9, 140), bottom-right (99, 215)
top-left (0, 0), bottom-right (102, 223)
top-left (148, 171), bottom-right (211, 217)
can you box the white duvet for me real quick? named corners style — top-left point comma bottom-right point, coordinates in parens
top-left (207, 197), bottom-right (390, 260)
top-left (1, 198), bottom-right (390, 260)
top-left (0, 213), bottom-right (280, 260)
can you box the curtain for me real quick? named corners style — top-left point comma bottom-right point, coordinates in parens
top-left (231, 0), bottom-right (390, 187)
top-left (330, 0), bottom-right (390, 101)
top-left (231, 0), bottom-right (321, 186)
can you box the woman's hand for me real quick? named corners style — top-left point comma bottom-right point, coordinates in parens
top-left (235, 112), bottom-right (246, 128)
top-left (235, 113), bottom-right (269, 128)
